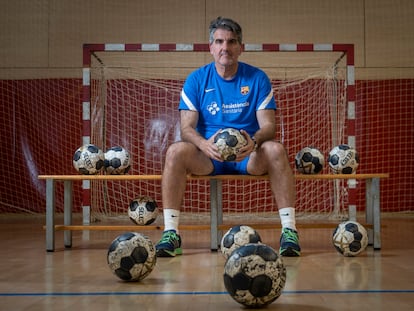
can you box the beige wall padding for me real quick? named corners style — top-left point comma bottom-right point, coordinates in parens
top-left (0, 0), bottom-right (413, 79)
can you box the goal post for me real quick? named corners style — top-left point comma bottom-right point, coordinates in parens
top-left (81, 42), bottom-right (355, 225)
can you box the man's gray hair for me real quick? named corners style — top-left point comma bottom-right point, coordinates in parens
top-left (209, 17), bottom-right (242, 44)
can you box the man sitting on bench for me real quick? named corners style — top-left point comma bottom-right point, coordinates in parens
top-left (155, 16), bottom-right (301, 257)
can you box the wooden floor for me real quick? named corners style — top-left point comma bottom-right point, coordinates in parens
top-left (0, 215), bottom-right (413, 311)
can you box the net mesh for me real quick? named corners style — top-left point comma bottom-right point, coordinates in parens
top-left (87, 48), bottom-right (350, 224)
top-left (1, 53), bottom-right (412, 216)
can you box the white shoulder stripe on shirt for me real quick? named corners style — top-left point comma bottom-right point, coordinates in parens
top-left (181, 89), bottom-right (197, 111)
top-left (257, 89), bottom-right (275, 110)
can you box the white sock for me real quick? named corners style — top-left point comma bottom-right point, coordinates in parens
top-left (163, 209), bottom-right (180, 233)
top-left (279, 207), bottom-right (297, 231)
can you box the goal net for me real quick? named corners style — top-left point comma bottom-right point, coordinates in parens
top-left (84, 43), bottom-right (352, 225)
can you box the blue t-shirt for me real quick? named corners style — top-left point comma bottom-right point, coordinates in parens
top-left (179, 62), bottom-right (276, 139)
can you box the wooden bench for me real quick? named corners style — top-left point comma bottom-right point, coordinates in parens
top-left (38, 173), bottom-right (389, 252)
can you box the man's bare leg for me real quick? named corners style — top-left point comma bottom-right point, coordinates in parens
top-left (248, 141), bottom-right (301, 256)
top-left (156, 142), bottom-right (213, 257)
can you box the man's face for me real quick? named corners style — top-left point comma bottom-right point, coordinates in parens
top-left (209, 28), bottom-right (242, 67)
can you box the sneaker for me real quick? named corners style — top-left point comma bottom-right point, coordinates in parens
top-left (279, 227), bottom-right (301, 257)
top-left (155, 230), bottom-right (183, 257)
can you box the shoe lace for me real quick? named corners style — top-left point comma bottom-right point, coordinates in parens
top-left (282, 228), bottom-right (298, 244)
top-left (160, 231), bottom-right (178, 244)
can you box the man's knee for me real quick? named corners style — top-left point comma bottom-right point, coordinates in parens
top-left (166, 142), bottom-right (186, 159)
top-left (263, 141), bottom-right (288, 158)
top-left (165, 141), bottom-right (198, 163)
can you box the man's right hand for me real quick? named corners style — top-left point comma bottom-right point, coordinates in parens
top-left (202, 129), bottom-right (224, 162)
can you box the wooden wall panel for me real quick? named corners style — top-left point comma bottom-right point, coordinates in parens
top-left (0, 0), bottom-right (413, 78)
top-left (48, 0), bottom-right (206, 68)
top-left (365, 0), bottom-right (414, 67)
top-left (0, 0), bottom-right (49, 68)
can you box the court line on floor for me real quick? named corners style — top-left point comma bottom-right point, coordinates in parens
top-left (1, 289), bottom-right (414, 297)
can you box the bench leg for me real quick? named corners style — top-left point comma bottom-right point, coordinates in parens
top-left (371, 178), bottom-right (381, 250)
top-left (45, 179), bottom-right (55, 252)
top-left (210, 179), bottom-right (223, 251)
top-left (347, 179), bottom-right (357, 221)
top-left (366, 178), bottom-right (381, 249)
top-left (64, 180), bottom-right (73, 248)
top-left (217, 179), bottom-right (223, 247)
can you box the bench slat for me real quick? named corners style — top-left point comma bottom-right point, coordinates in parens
top-left (38, 173), bottom-right (389, 181)
top-left (48, 223), bottom-right (374, 231)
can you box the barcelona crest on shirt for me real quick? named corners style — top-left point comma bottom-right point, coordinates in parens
top-left (240, 86), bottom-right (249, 95)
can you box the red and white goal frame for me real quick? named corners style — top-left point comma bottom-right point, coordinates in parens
top-left (81, 43), bottom-right (356, 224)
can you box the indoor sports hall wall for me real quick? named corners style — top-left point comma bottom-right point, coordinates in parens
top-left (0, 0), bottom-right (413, 214)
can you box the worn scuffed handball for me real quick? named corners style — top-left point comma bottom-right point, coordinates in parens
top-left (332, 220), bottom-right (368, 256)
top-left (328, 144), bottom-right (359, 174)
top-left (73, 144), bottom-right (105, 175)
top-left (214, 128), bottom-right (247, 161)
top-left (107, 232), bottom-right (156, 281)
top-left (295, 146), bottom-right (325, 174)
top-left (220, 225), bottom-right (262, 259)
top-left (104, 146), bottom-right (131, 175)
top-left (223, 243), bottom-right (286, 308)
top-left (128, 196), bottom-right (159, 225)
